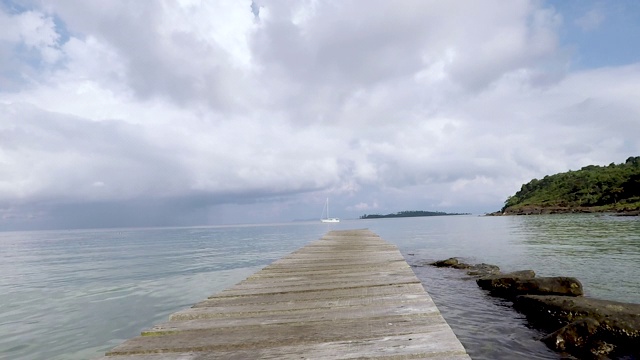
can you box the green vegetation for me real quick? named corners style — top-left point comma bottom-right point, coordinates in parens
top-left (502, 156), bottom-right (640, 212)
top-left (360, 210), bottom-right (469, 219)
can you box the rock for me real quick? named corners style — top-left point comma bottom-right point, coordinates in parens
top-left (501, 205), bottom-right (601, 216)
top-left (513, 277), bottom-right (583, 297)
top-left (430, 258), bottom-right (480, 270)
top-left (475, 270), bottom-right (535, 294)
top-left (451, 262), bottom-right (472, 269)
top-left (515, 295), bottom-right (640, 358)
top-left (542, 318), bottom-right (604, 354)
top-left (430, 258), bottom-right (500, 275)
top-left (477, 275), bottom-right (582, 297)
top-left (505, 270), bottom-right (536, 278)
top-left (544, 318), bottom-right (617, 358)
top-left (430, 258), bottom-right (461, 267)
top-left (433, 256), bottom-right (638, 358)
top-left (466, 263), bottom-right (501, 276)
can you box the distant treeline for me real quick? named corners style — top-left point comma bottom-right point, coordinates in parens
top-left (360, 210), bottom-right (469, 219)
top-left (502, 156), bottom-right (640, 212)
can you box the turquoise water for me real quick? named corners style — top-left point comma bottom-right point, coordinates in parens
top-left (0, 215), bottom-right (638, 359)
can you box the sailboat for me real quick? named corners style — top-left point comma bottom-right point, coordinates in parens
top-left (321, 198), bottom-right (340, 223)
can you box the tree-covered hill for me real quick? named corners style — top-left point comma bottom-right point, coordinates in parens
top-left (500, 156), bottom-right (640, 214)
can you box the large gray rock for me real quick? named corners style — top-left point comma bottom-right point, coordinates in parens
top-left (542, 317), bottom-right (599, 350)
top-left (504, 270), bottom-right (536, 279)
top-left (429, 258), bottom-right (501, 276)
top-left (430, 257), bottom-right (459, 267)
top-left (514, 277), bottom-right (583, 297)
top-left (429, 257), bottom-right (471, 269)
top-left (475, 271), bottom-right (534, 294)
top-left (465, 263), bottom-right (501, 277)
top-left (477, 275), bottom-right (582, 297)
top-left (515, 295), bottom-right (640, 358)
top-left (542, 318), bottom-right (616, 358)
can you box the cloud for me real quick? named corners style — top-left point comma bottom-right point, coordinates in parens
top-left (1, 0), bottom-right (639, 230)
top-left (0, 7), bottom-right (63, 89)
top-left (0, 103), bottom-right (189, 202)
top-left (30, 0), bottom-right (259, 110)
top-left (347, 201), bottom-right (380, 212)
top-left (575, 8), bottom-right (605, 31)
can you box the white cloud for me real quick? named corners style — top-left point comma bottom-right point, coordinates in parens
top-left (0, 8), bottom-right (63, 90)
top-left (0, 9), bottom-right (61, 58)
top-left (1, 0), bottom-right (639, 229)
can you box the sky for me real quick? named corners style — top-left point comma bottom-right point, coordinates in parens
top-left (1, 0), bottom-right (639, 230)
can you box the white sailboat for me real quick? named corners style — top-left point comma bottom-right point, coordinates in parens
top-left (321, 198), bottom-right (340, 223)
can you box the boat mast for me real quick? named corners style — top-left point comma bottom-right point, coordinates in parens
top-left (326, 198), bottom-right (329, 218)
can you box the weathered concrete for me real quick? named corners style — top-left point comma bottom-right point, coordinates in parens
top-left (97, 229), bottom-right (470, 359)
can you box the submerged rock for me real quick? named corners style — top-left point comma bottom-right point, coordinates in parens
top-left (429, 258), bottom-right (502, 277)
top-left (452, 263), bottom-right (472, 269)
top-left (430, 257), bottom-right (460, 267)
top-left (466, 263), bottom-right (501, 277)
top-left (429, 257), bottom-right (471, 269)
top-left (515, 295), bottom-right (640, 358)
top-left (542, 318), bottom-right (616, 358)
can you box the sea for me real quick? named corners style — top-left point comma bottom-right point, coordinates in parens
top-left (1, 214), bottom-right (639, 360)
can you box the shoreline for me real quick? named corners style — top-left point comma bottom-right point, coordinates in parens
top-left (486, 206), bottom-right (640, 216)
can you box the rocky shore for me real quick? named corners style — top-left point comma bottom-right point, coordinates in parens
top-left (429, 258), bottom-right (640, 359)
top-left (486, 205), bottom-right (640, 216)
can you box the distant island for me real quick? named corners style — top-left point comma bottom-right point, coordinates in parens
top-left (360, 210), bottom-right (470, 219)
top-left (494, 156), bottom-right (640, 215)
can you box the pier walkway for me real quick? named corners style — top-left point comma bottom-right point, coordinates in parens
top-left (98, 229), bottom-right (470, 359)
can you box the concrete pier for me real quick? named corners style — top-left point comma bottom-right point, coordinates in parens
top-left (98, 229), bottom-right (470, 359)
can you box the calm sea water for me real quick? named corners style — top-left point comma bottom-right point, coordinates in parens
top-left (0, 214), bottom-right (638, 359)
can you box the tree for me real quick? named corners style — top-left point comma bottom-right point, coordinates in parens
top-left (502, 157), bottom-right (640, 211)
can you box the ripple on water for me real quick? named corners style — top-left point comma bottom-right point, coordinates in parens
top-left (408, 261), bottom-right (560, 360)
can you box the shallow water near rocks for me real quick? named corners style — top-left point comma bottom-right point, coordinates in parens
top-left (409, 261), bottom-right (559, 359)
top-left (1, 214), bottom-right (638, 359)
top-left (372, 214), bottom-right (640, 359)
